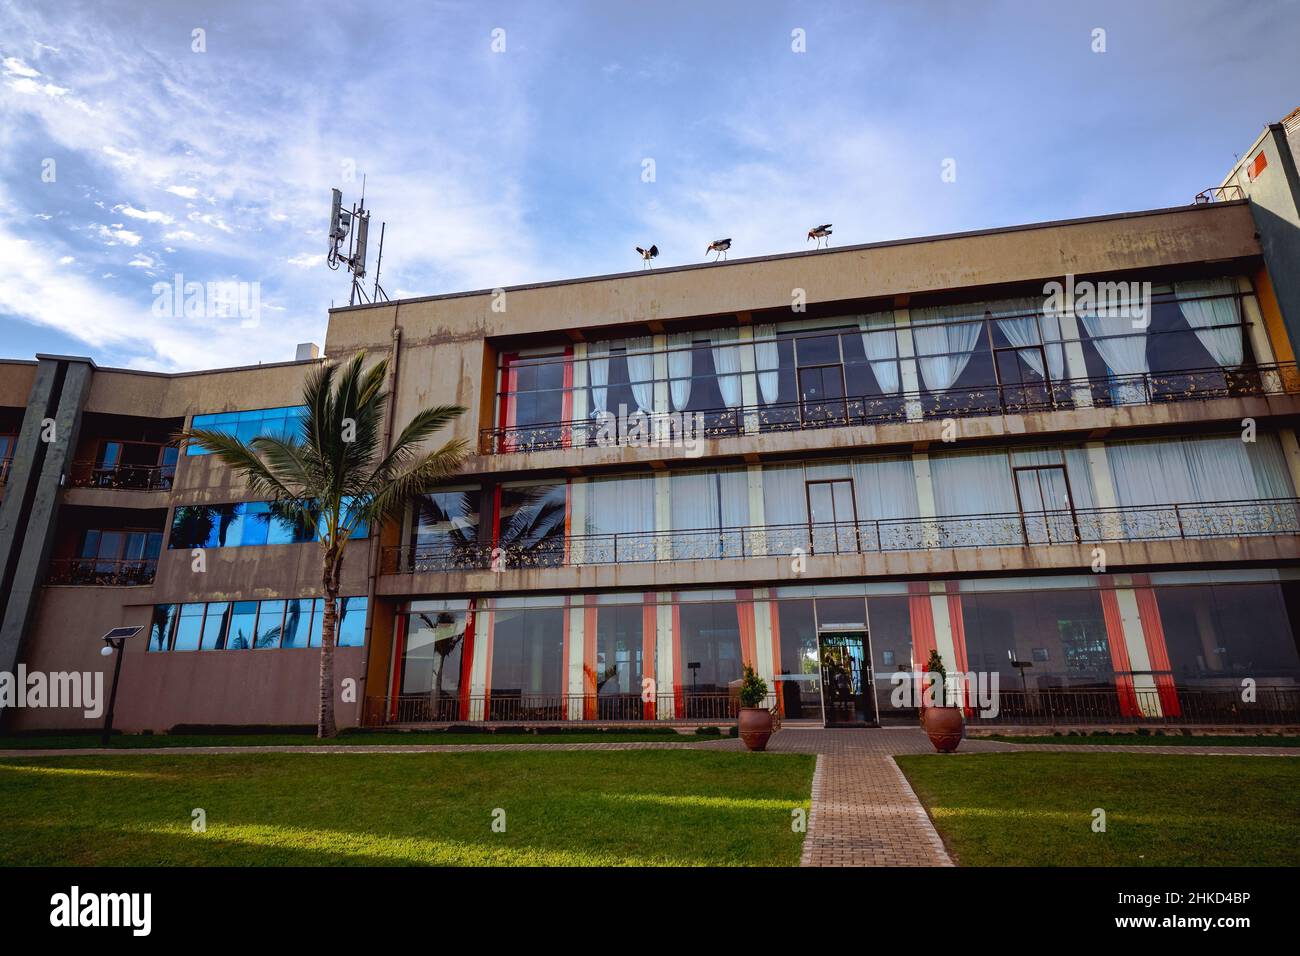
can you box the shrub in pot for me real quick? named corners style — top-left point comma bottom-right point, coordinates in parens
top-left (920, 649), bottom-right (963, 753)
top-left (737, 663), bottom-right (774, 752)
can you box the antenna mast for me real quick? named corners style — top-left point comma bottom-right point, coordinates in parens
top-left (326, 176), bottom-right (390, 306)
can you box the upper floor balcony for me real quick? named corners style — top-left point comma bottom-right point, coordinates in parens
top-left (68, 412), bottom-right (183, 494)
top-left (479, 276), bottom-right (1295, 458)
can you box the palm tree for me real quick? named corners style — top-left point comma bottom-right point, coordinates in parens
top-left (183, 351), bottom-right (468, 737)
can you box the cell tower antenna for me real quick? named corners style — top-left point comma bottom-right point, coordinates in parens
top-left (325, 178), bottom-right (390, 306)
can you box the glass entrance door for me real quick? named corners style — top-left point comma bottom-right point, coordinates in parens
top-left (818, 630), bottom-right (874, 726)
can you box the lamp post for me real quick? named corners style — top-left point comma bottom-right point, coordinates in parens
top-left (99, 626), bottom-right (143, 746)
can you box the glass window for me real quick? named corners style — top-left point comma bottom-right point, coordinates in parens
top-left (255, 600), bottom-right (286, 649)
top-left (413, 490), bottom-right (480, 553)
top-left (773, 600), bottom-right (820, 719)
top-left (172, 603), bottom-right (206, 651)
top-left (188, 406), bottom-right (307, 456)
top-left (337, 597), bottom-right (367, 647)
top-left (960, 589), bottom-right (1112, 690)
top-left (678, 601), bottom-right (743, 697)
top-left (200, 602), bottom-right (231, 650)
top-left (1157, 582), bottom-right (1300, 687)
top-left (499, 483), bottom-right (567, 564)
top-left (226, 601), bottom-right (258, 650)
top-left (401, 607), bottom-right (469, 699)
top-left (308, 598), bottom-right (326, 647)
top-left (148, 604), bottom-right (176, 652)
top-left (488, 605), bottom-right (566, 705)
top-left (281, 599), bottom-right (312, 648)
top-left (595, 604), bottom-right (646, 699)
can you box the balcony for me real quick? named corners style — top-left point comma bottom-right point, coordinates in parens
top-left (69, 460), bottom-right (175, 491)
top-left (479, 362), bottom-right (1300, 455)
top-left (382, 497), bottom-right (1300, 573)
top-left (45, 556), bottom-right (157, 587)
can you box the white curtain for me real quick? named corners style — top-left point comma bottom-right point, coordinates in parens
top-left (930, 450), bottom-right (1017, 515)
top-left (762, 464), bottom-right (807, 525)
top-left (667, 332), bottom-right (693, 411)
top-left (754, 324), bottom-right (781, 404)
top-left (859, 312), bottom-right (901, 394)
top-left (993, 297), bottom-right (1066, 382)
top-left (711, 328), bottom-right (743, 408)
top-left (1077, 297), bottom-right (1148, 405)
top-left (1174, 278), bottom-right (1243, 369)
top-left (911, 304), bottom-right (983, 394)
top-left (624, 336), bottom-right (655, 413)
top-left (587, 341), bottom-right (610, 417)
top-left (851, 455), bottom-right (918, 551)
top-left (1110, 434), bottom-right (1294, 506)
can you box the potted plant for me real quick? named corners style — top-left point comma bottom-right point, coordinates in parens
top-left (920, 649), bottom-right (963, 753)
top-left (737, 663), bottom-right (774, 752)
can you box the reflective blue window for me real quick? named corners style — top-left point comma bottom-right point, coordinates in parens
top-left (255, 600), bottom-right (286, 648)
top-left (153, 596), bottom-right (365, 651)
top-left (148, 604), bottom-right (176, 652)
top-left (200, 602), bottom-right (230, 650)
top-left (226, 601), bottom-right (258, 650)
top-left (169, 500), bottom-right (366, 549)
top-left (173, 603), bottom-right (205, 651)
top-left (337, 597), bottom-right (368, 647)
top-left (281, 599), bottom-right (312, 648)
top-left (187, 406), bottom-right (307, 456)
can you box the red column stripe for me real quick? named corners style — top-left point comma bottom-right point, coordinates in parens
top-left (1132, 573), bottom-right (1181, 717)
top-left (1098, 577), bottom-right (1139, 718)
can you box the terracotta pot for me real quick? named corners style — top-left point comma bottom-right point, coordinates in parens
top-left (738, 707), bottom-right (774, 751)
top-left (921, 706), bottom-right (964, 753)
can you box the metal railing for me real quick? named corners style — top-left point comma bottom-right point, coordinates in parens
top-left (479, 362), bottom-right (1300, 454)
top-left (965, 686), bottom-right (1300, 726)
top-left (69, 460), bottom-right (175, 491)
top-left (45, 557), bottom-right (157, 587)
top-left (1194, 184), bottom-right (1246, 204)
top-left (363, 691), bottom-right (777, 727)
top-left (382, 497), bottom-right (1300, 574)
top-left (0, 456), bottom-right (11, 486)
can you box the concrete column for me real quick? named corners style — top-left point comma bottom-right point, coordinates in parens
top-left (570, 342), bottom-right (589, 446)
top-left (746, 465), bottom-right (766, 557)
top-left (752, 588), bottom-right (776, 687)
top-left (568, 476), bottom-right (588, 564)
top-left (0, 357), bottom-right (94, 692)
top-left (1238, 276), bottom-right (1279, 377)
top-left (912, 452), bottom-right (939, 547)
top-left (1055, 307), bottom-right (1094, 408)
top-left (566, 598), bottom-right (587, 720)
top-left (654, 471), bottom-right (672, 561)
top-left (654, 598), bottom-right (676, 720)
top-left (1279, 429), bottom-right (1300, 494)
top-left (1083, 441), bottom-right (1124, 540)
top-left (927, 584), bottom-right (960, 701)
top-left (893, 309), bottom-right (923, 421)
top-left (468, 608), bottom-right (492, 721)
top-left (737, 326), bottom-right (760, 434)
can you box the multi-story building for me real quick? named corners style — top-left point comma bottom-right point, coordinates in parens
top-left (2, 197), bottom-right (1299, 733)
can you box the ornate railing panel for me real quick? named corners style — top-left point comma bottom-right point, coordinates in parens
top-left (69, 460), bottom-right (175, 491)
top-left (45, 557), bottom-right (158, 587)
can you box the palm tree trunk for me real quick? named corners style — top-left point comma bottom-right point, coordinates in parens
top-left (318, 558), bottom-right (340, 739)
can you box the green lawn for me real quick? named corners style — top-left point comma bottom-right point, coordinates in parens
top-left (0, 750), bottom-right (812, 866)
top-left (0, 730), bottom-right (724, 749)
top-left (898, 752), bottom-right (1300, 866)
top-left (979, 733), bottom-right (1300, 747)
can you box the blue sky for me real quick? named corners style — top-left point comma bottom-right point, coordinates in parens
top-left (1, 0), bottom-right (1297, 371)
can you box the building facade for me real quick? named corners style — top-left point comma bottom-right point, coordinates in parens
top-left (2, 200), bottom-right (1300, 732)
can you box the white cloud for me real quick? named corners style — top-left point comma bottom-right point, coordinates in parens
top-left (113, 203), bottom-right (174, 225)
top-left (58, 255), bottom-right (74, 264)
top-left (163, 229), bottom-right (198, 242)
top-left (93, 224), bottom-right (141, 246)
top-left (3, 56), bottom-right (40, 78)
top-left (286, 252), bottom-right (324, 268)
top-left (164, 185), bottom-right (199, 199)
top-left (127, 253), bottom-right (155, 269)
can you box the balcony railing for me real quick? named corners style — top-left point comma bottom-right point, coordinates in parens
top-left (479, 362), bottom-right (1300, 455)
top-left (69, 460), bottom-right (175, 491)
top-left (363, 691), bottom-right (777, 727)
top-left (45, 557), bottom-right (157, 587)
top-left (381, 497), bottom-right (1300, 574)
top-left (965, 686), bottom-right (1300, 726)
top-left (69, 460), bottom-right (176, 491)
top-left (0, 456), bottom-right (11, 486)
top-left (1194, 184), bottom-right (1245, 204)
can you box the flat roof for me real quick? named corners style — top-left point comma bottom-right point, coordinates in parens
top-left (329, 201), bottom-right (1248, 314)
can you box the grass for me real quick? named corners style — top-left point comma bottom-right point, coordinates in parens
top-left (0, 730), bottom-right (726, 749)
top-left (898, 752), bottom-right (1300, 866)
top-left (979, 733), bottom-right (1300, 747)
top-left (0, 750), bottom-right (812, 866)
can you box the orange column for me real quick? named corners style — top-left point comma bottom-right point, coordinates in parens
top-left (583, 600), bottom-right (598, 720)
top-left (458, 599), bottom-right (476, 721)
top-left (736, 588), bottom-right (757, 668)
top-left (944, 582), bottom-right (971, 715)
top-left (1132, 574), bottom-right (1181, 716)
top-left (1098, 577), bottom-right (1139, 717)
top-left (908, 583), bottom-right (937, 709)
top-left (641, 595), bottom-right (657, 721)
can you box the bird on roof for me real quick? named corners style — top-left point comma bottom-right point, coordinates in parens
top-left (705, 238), bottom-right (732, 261)
top-left (635, 244), bottom-right (659, 269)
top-left (808, 224), bottom-right (833, 248)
